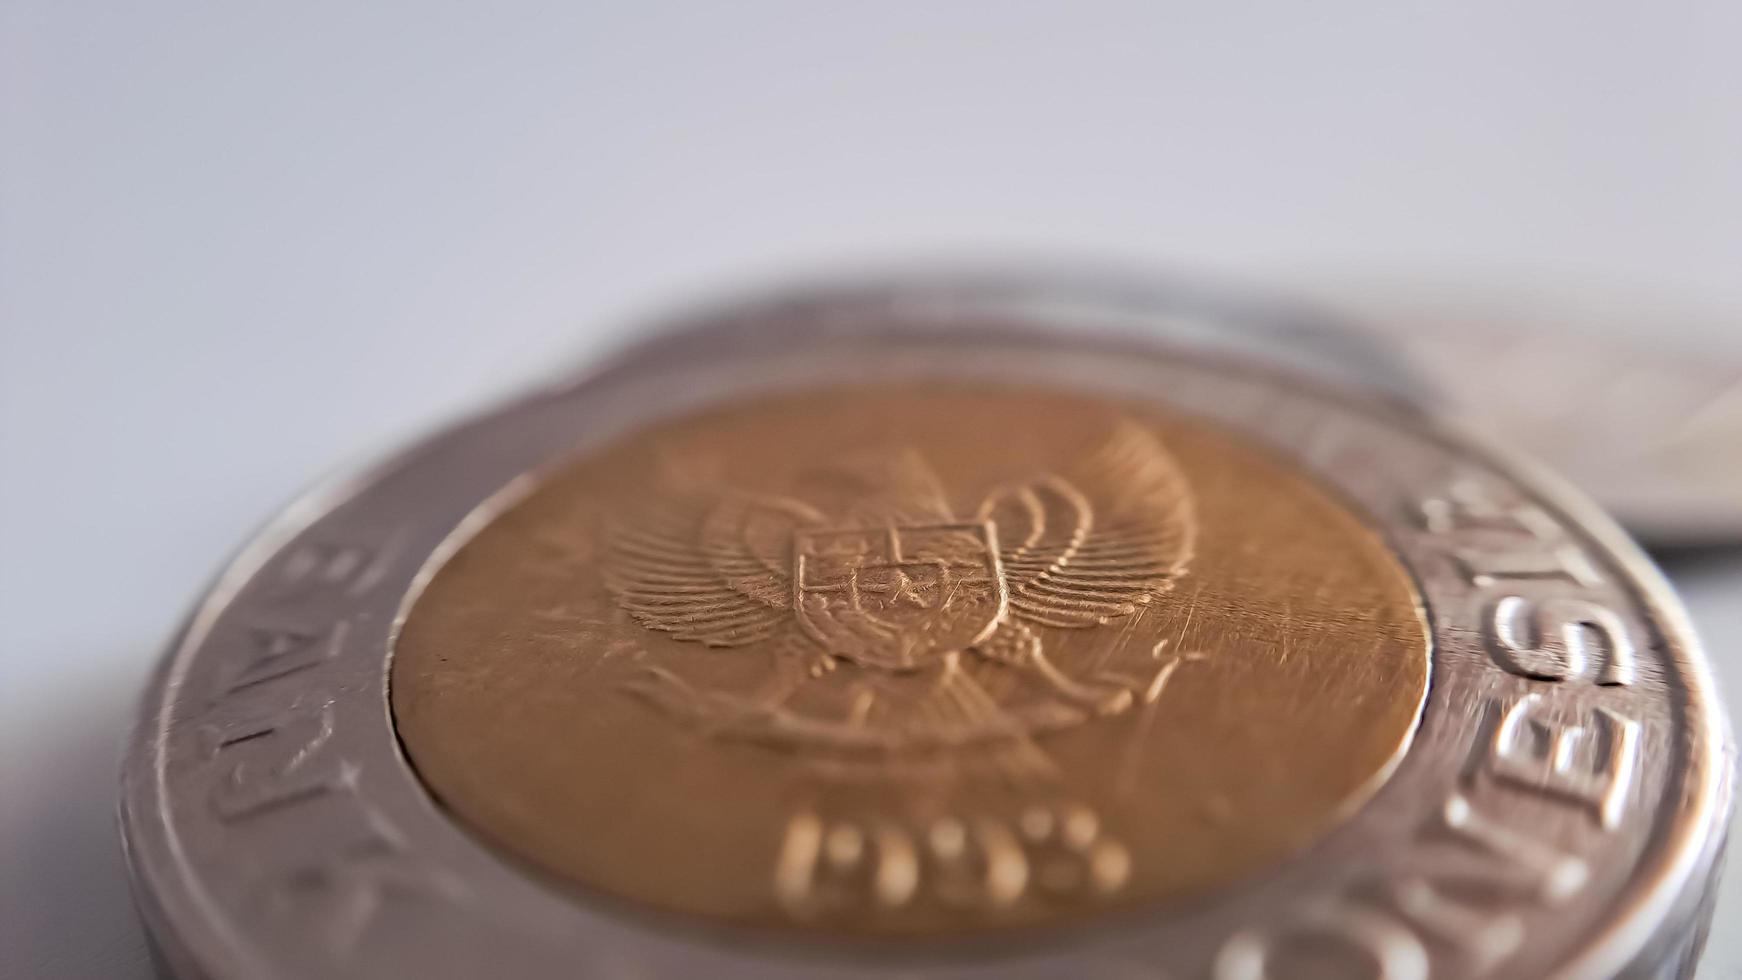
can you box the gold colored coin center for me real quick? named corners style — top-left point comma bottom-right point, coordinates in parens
top-left (392, 385), bottom-right (1429, 937)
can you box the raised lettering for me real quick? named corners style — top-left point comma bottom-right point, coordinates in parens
top-left (217, 621), bottom-right (349, 697)
top-left (273, 536), bottom-right (400, 601)
top-left (1420, 480), bottom-right (1559, 539)
top-left (1484, 695), bottom-right (1640, 829)
top-left (1455, 545), bottom-right (1601, 588)
top-left (207, 700), bottom-right (349, 821)
top-left (265, 818), bottom-right (466, 954)
top-left (1381, 794), bottom-right (1588, 971)
top-left (773, 804), bottom-right (1127, 917)
top-left (1488, 596), bottom-right (1635, 685)
top-left (1217, 905), bottom-right (1428, 980)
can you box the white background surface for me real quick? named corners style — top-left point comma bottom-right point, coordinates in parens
top-left (2, 3), bottom-right (1738, 977)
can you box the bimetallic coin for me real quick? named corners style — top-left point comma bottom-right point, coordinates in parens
top-left (121, 283), bottom-right (1732, 980)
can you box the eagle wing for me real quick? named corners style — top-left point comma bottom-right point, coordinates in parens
top-left (979, 421), bottom-right (1196, 629)
top-left (605, 490), bottom-right (821, 646)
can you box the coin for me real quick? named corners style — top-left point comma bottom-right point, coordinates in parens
top-left (121, 282), bottom-right (1732, 979)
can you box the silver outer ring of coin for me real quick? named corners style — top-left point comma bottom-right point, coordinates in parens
top-left (120, 281), bottom-right (1733, 980)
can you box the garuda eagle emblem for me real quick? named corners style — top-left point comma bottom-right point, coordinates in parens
top-left (604, 420), bottom-right (1196, 776)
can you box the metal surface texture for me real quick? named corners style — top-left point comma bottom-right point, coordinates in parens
top-left (120, 284), bottom-right (1733, 979)
top-left (392, 384), bottom-right (1430, 937)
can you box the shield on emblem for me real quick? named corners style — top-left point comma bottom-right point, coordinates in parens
top-left (793, 521), bottom-right (1007, 671)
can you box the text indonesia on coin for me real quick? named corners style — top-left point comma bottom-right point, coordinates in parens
top-left (120, 279), bottom-right (1733, 980)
